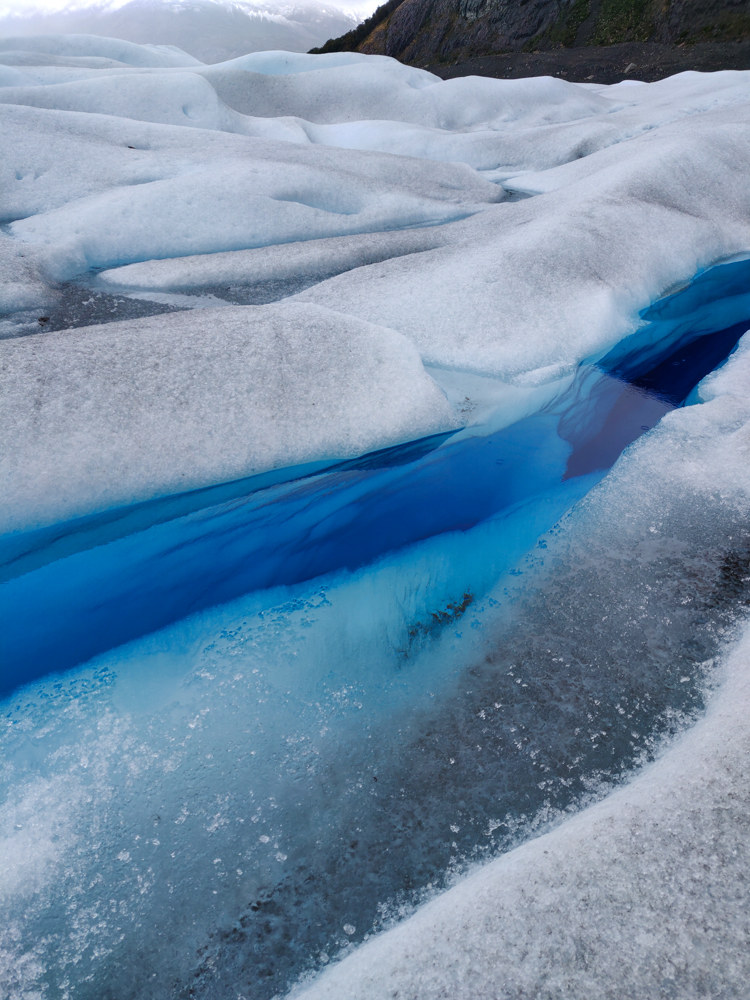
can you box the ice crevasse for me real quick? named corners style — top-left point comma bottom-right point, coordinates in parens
top-left (2, 32), bottom-right (750, 1000)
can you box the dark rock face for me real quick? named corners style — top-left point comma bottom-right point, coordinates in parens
top-left (313, 0), bottom-right (750, 72)
top-left (428, 39), bottom-right (750, 82)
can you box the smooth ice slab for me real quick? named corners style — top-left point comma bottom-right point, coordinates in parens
top-left (0, 302), bottom-right (454, 533)
top-left (94, 228), bottom-right (452, 296)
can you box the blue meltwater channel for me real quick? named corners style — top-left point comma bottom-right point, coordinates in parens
top-left (2, 256), bottom-right (750, 695)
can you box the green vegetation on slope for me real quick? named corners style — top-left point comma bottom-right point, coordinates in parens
top-left (593, 0), bottom-right (656, 45)
top-left (309, 0), bottom-right (750, 62)
top-left (524, 0), bottom-right (591, 51)
top-left (310, 0), bottom-right (405, 53)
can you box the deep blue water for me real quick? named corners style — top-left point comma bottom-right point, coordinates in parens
top-left (2, 256), bottom-right (750, 696)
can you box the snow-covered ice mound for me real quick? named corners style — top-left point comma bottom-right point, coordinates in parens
top-left (0, 32), bottom-right (203, 68)
top-left (2, 31), bottom-right (750, 1000)
top-left (0, 302), bottom-right (454, 533)
top-left (1, 103), bottom-right (500, 287)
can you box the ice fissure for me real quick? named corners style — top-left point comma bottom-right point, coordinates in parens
top-left (2, 257), bottom-right (747, 691)
top-left (2, 264), bottom-right (750, 999)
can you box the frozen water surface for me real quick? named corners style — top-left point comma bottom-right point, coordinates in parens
top-left (2, 34), bottom-right (750, 1000)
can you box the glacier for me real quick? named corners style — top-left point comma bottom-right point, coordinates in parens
top-left (1, 32), bottom-right (750, 1000)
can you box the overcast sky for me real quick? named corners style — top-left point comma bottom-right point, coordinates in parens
top-left (0, 0), bottom-right (380, 16)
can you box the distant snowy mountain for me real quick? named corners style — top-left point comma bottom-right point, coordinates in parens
top-left (0, 0), bottom-right (363, 62)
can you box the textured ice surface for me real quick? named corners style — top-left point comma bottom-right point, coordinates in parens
top-left (0, 302), bottom-right (454, 533)
top-left (0, 233), bottom-right (60, 314)
top-left (292, 634), bottom-right (750, 1000)
top-left (3, 58), bottom-right (743, 374)
top-left (290, 342), bottom-right (750, 1000)
top-left (295, 106), bottom-right (750, 376)
top-left (198, 62), bottom-right (615, 129)
top-left (3, 106), bottom-right (500, 281)
top-left (4, 41), bottom-right (750, 359)
top-left (3, 335), bottom-right (750, 1000)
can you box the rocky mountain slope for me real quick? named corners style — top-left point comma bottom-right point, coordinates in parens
top-left (312, 0), bottom-right (750, 72)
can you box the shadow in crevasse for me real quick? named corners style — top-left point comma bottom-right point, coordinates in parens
top-left (563, 318), bottom-right (750, 480)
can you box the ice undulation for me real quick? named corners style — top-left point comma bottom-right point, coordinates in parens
top-left (2, 32), bottom-right (750, 1000)
top-left (0, 302), bottom-right (455, 532)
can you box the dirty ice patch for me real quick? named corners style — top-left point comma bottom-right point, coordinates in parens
top-left (93, 228), bottom-right (451, 295)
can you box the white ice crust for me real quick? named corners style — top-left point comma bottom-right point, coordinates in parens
top-left (0, 302), bottom-right (454, 533)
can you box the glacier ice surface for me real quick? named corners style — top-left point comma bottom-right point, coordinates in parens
top-left (0, 302), bottom-right (455, 533)
top-left (2, 31), bottom-right (750, 1000)
top-left (3, 334), bottom-right (750, 1000)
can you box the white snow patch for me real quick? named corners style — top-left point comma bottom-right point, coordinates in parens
top-left (0, 302), bottom-right (455, 532)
